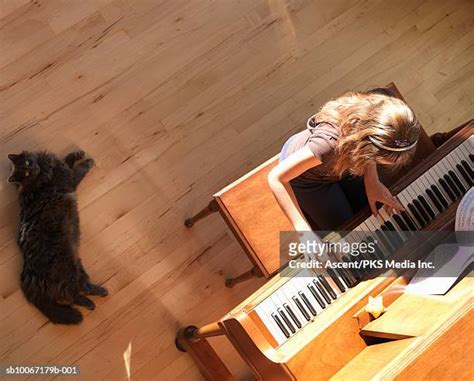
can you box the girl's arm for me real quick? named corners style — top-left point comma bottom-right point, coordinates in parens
top-left (364, 163), bottom-right (404, 216)
top-left (268, 146), bottom-right (322, 231)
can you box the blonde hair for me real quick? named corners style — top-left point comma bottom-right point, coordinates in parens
top-left (313, 91), bottom-right (419, 177)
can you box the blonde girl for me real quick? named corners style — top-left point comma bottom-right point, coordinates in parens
top-left (269, 88), bottom-right (419, 232)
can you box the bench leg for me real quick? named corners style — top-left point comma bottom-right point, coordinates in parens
top-left (184, 199), bottom-right (219, 228)
top-left (175, 324), bottom-right (233, 381)
top-left (225, 267), bottom-right (262, 288)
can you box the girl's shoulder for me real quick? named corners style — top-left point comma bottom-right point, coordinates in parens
top-left (306, 115), bottom-right (340, 142)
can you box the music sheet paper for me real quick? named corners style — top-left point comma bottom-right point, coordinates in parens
top-left (406, 187), bottom-right (474, 295)
top-left (455, 186), bottom-right (474, 231)
top-left (405, 245), bottom-right (473, 295)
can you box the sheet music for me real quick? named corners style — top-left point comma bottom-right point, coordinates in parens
top-left (406, 245), bottom-right (473, 295)
top-left (407, 188), bottom-right (474, 295)
top-left (455, 187), bottom-right (474, 231)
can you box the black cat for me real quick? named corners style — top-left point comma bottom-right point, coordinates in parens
top-left (8, 150), bottom-right (108, 324)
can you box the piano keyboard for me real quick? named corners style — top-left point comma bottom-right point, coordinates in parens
top-left (255, 136), bottom-right (474, 346)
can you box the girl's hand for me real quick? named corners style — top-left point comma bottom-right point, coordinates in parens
top-left (365, 180), bottom-right (404, 216)
top-left (297, 231), bottom-right (330, 263)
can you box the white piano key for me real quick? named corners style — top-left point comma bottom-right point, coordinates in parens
top-left (364, 215), bottom-right (392, 256)
top-left (437, 158), bottom-right (454, 185)
top-left (255, 302), bottom-right (288, 345)
top-left (282, 282), bottom-right (312, 325)
top-left (273, 293), bottom-right (298, 334)
top-left (447, 152), bottom-right (470, 189)
top-left (451, 150), bottom-right (471, 188)
top-left (463, 135), bottom-right (474, 153)
top-left (465, 136), bottom-right (474, 151)
top-left (428, 160), bottom-right (452, 202)
top-left (318, 271), bottom-right (344, 298)
top-left (410, 177), bottom-right (438, 219)
top-left (417, 176), bottom-right (441, 215)
top-left (378, 208), bottom-right (408, 241)
top-left (270, 294), bottom-right (296, 335)
top-left (340, 233), bottom-right (362, 261)
top-left (356, 222), bottom-right (377, 249)
top-left (396, 190), bottom-right (422, 230)
top-left (288, 287), bottom-right (314, 321)
top-left (303, 280), bottom-right (329, 313)
top-left (294, 277), bottom-right (324, 314)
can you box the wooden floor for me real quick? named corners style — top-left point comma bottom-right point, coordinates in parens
top-left (0, 0), bottom-right (472, 380)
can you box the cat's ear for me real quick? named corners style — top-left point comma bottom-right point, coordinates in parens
top-left (8, 154), bottom-right (20, 163)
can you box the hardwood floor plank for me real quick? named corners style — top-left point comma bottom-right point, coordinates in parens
top-left (0, 1), bottom-right (472, 380)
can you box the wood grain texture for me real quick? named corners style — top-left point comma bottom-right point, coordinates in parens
top-left (361, 272), bottom-right (474, 340)
top-left (330, 338), bottom-right (419, 381)
top-left (0, 0), bottom-right (472, 380)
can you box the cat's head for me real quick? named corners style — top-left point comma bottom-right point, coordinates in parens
top-left (7, 152), bottom-right (40, 185)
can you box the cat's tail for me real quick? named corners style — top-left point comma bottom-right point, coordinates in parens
top-left (33, 299), bottom-right (83, 325)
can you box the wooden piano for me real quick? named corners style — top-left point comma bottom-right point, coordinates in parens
top-left (177, 121), bottom-right (473, 380)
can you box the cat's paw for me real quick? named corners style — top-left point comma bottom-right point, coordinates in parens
top-left (73, 150), bottom-right (86, 160)
top-left (83, 158), bottom-right (95, 169)
top-left (74, 295), bottom-right (96, 310)
top-left (65, 150), bottom-right (86, 167)
top-left (84, 300), bottom-right (96, 310)
top-left (96, 286), bottom-right (108, 297)
top-left (87, 283), bottom-right (108, 297)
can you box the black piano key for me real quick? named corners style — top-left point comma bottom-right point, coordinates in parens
top-left (317, 275), bottom-right (338, 300)
top-left (342, 255), bottom-right (362, 281)
top-left (457, 164), bottom-right (473, 186)
top-left (375, 228), bottom-right (395, 253)
top-left (283, 303), bottom-right (302, 329)
top-left (292, 296), bottom-right (311, 321)
top-left (381, 224), bottom-right (400, 248)
top-left (326, 268), bottom-right (347, 293)
top-left (299, 291), bottom-right (318, 316)
top-left (418, 196), bottom-right (436, 220)
top-left (393, 214), bottom-right (410, 232)
top-left (315, 280), bottom-right (332, 304)
top-left (385, 221), bottom-right (405, 245)
top-left (413, 199), bottom-right (430, 224)
top-left (446, 172), bottom-right (463, 196)
top-left (461, 160), bottom-right (474, 180)
top-left (449, 170), bottom-right (466, 194)
top-left (366, 236), bottom-right (386, 259)
top-left (272, 313), bottom-right (290, 338)
top-left (359, 239), bottom-right (378, 265)
top-left (431, 185), bottom-right (449, 209)
top-left (426, 188), bottom-right (443, 213)
top-left (357, 241), bottom-right (373, 261)
top-left (350, 247), bottom-right (370, 277)
top-left (408, 203), bottom-right (426, 227)
top-left (443, 174), bottom-right (461, 198)
top-left (335, 267), bottom-right (355, 288)
top-left (390, 214), bottom-right (406, 232)
top-left (360, 245), bottom-right (375, 261)
top-left (278, 308), bottom-right (296, 334)
top-left (470, 154), bottom-right (474, 162)
top-left (306, 286), bottom-right (326, 311)
top-left (400, 210), bottom-right (418, 231)
top-left (439, 178), bottom-right (456, 202)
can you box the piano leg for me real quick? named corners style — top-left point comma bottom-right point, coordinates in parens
top-left (184, 199), bottom-right (219, 228)
top-left (225, 267), bottom-right (262, 288)
top-left (175, 323), bottom-right (233, 381)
